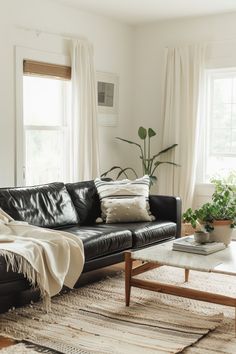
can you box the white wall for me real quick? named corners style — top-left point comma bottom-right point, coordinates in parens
top-left (2, 2), bottom-right (236, 192)
top-left (0, 0), bottom-right (134, 187)
top-left (133, 12), bottom-right (236, 196)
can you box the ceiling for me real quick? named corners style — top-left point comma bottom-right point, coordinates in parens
top-left (52, 0), bottom-right (236, 25)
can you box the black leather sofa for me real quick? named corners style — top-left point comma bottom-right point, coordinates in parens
top-left (0, 180), bottom-right (181, 313)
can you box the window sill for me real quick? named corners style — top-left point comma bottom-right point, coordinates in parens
top-left (195, 183), bottom-right (215, 194)
top-left (193, 183), bottom-right (215, 208)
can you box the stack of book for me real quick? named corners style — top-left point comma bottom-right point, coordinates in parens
top-left (172, 236), bottom-right (226, 255)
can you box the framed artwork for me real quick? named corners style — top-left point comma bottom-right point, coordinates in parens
top-left (96, 72), bottom-right (119, 126)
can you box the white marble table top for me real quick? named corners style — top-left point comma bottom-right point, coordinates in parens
top-left (132, 240), bottom-right (236, 275)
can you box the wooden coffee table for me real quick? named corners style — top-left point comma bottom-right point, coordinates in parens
top-left (125, 240), bottom-right (236, 334)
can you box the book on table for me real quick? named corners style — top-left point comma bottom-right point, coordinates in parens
top-left (172, 235), bottom-right (226, 255)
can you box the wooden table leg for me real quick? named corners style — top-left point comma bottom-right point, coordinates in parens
top-left (125, 252), bottom-right (133, 306)
top-left (185, 269), bottom-right (189, 282)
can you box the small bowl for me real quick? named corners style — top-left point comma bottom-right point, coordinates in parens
top-left (194, 231), bottom-right (210, 244)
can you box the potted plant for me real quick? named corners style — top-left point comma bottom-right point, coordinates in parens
top-left (183, 179), bottom-right (236, 245)
top-left (101, 126), bottom-right (179, 186)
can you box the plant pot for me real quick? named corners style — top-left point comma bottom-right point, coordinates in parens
top-left (209, 220), bottom-right (233, 246)
top-left (194, 231), bottom-right (210, 244)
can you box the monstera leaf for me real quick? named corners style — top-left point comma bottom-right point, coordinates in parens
top-left (101, 126), bottom-right (179, 187)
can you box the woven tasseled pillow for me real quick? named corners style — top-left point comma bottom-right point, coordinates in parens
top-left (94, 175), bottom-right (155, 223)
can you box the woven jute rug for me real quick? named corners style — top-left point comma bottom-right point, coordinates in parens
top-left (1, 266), bottom-right (233, 354)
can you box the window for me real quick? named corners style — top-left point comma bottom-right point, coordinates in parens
top-left (202, 69), bottom-right (236, 182)
top-left (22, 60), bottom-right (71, 185)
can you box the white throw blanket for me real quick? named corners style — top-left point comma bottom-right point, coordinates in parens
top-left (0, 208), bottom-right (84, 310)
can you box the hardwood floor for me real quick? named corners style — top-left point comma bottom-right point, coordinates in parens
top-left (0, 336), bottom-right (16, 349)
top-left (0, 262), bottom-right (126, 349)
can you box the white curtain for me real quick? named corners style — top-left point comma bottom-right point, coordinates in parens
top-left (70, 39), bottom-right (100, 181)
top-left (159, 44), bottom-right (206, 211)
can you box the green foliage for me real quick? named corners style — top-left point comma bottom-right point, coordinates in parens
top-left (138, 126), bottom-right (147, 140)
top-left (183, 179), bottom-right (236, 230)
top-left (211, 170), bottom-right (236, 185)
top-left (148, 128), bottom-right (156, 138)
top-left (101, 126), bottom-right (179, 186)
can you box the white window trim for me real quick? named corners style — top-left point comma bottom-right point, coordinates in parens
top-left (197, 67), bottom-right (236, 185)
top-left (15, 46), bottom-right (70, 186)
top-left (207, 68), bottom-right (236, 156)
top-left (194, 67), bottom-right (236, 206)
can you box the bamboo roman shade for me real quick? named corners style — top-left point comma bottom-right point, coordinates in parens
top-left (23, 60), bottom-right (71, 80)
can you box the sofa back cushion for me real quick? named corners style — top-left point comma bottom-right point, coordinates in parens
top-left (0, 182), bottom-right (79, 228)
top-left (66, 180), bottom-right (101, 225)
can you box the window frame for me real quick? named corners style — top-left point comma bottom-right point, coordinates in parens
top-left (23, 76), bottom-right (71, 185)
top-left (15, 47), bottom-right (71, 186)
top-left (194, 67), bottom-right (236, 209)
top-left (200, 67), bottom-right (236, 184)
top-left (14, 46), bottom-right (70, 186)
top-left (208, 69), bottom-right (236, 157)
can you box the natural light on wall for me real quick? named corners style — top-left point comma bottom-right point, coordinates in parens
top-left (203, 69), bottom-right (236, 183)
top-left (23, 76), bottom-right (71, 185)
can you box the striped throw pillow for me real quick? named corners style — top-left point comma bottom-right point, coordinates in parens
top-left (94, 175), bottom-right (155, 222)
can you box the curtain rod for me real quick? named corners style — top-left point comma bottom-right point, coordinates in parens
top-left (206, 37), bottom-right (236, 45)
top-left (164, 36), bottom-right (236, 49)
top-left (15, 25), bottom-right (87, 42)
top-left (18, 25), bottom-right (236, 47)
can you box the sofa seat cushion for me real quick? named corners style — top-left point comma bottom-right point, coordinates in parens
top-left (0, 183), bottom-right (79, 228)
top-left (125, 221), bottom-right (176, 248)
top-left (0, 278), bottom-right (31, 297)
top-left (63, 224), bottom-right (132, 261)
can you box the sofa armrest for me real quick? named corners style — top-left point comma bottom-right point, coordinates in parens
top-left (149, 195), bottom-right (182, 238)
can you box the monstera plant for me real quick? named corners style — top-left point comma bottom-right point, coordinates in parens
top-left (101, 126), bottom-right (179, 186)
